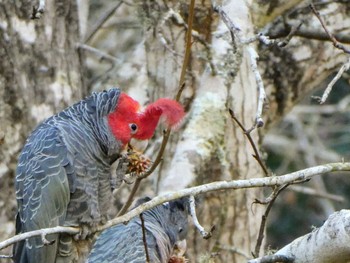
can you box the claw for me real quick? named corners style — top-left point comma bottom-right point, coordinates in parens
top-left (74, 224), bottom-right (95, 241)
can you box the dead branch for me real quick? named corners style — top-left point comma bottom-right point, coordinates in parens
top-left (189, 195), bottom-right (213, 239)
top-left (84, 1), bottom-right (124, 43)
top-left (315, 58), bottom-right (350, 104)
top-left (229, 109), bottom-right (269, 176)
top-left (288, 185), bottom-right (345, 202)
top-left (253, 184), bottom-right (290, 257)
top-left (140, 213), bottom-right (150, 262)
top-left (309, 4), bottom-right (350, 54)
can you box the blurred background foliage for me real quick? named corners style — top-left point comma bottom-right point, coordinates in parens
top-left (264, 73), bottom-right (350, 249)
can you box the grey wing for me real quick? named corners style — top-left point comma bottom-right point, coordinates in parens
top-left (87, 222), bottom-right (161, 263)
top-left (13, 126), bottom-right (72, 263)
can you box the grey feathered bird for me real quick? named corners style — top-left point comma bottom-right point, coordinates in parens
top-left (13, 88), bottom-right (184, 263)
top-left (87, 197), bottom-right (189, 263)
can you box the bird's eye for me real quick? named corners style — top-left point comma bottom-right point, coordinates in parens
top-left (178, 227), bottom-right (183, 233)
top-left (129, 123), bottom-right (138, 134)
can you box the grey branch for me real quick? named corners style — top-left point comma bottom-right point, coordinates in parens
top-left (2, 162), bottom-right (350, 252)
top-left (318, 58), bottom-right (350, 104)
top-left (189, 195), bottom-right (212, 239)
top-left (250, 210), bottom-right (350, 263)
top-left (247, 46), bottom-right (265, 128)
top-left (99, 162), bottom-right (350, 231)
top-left (0, 226), bottom-right (79, 251)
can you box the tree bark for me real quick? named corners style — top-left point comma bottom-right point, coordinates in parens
top-left (0, 0), bottom-right (86, 257)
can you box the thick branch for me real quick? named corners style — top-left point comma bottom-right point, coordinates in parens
top-left (250, 209), bottom-right (350, 263)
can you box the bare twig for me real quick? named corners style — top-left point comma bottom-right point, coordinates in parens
top-left (309, 4), bottom-right (350, 54)
top-left (253, 184), bottom-right (290, 258)
top-left (2, 163), bottom-right (350, 251)
top-left (229, 109), bottom-right (269, 176)
top-left (0, 226), bottom-right (79, 251)
top-left (288, 185), bottom-right (345, 202)
top-left (85, 1), bottom-right (124, 43)
top-left (315, 58), bottom-right (350, 104)
top-left (189, 196), bottom-right (213, 239)
top-left (117, 0), bottom-right (194, 216)
top-left (215, 6), bottom-right (244, 42)
top-left (277, 22), bottom-right (303, 48)
top-left (76, 43), bottom-right (121, 64)
top-left (268, 27), bottom-right (350, 44)
top-left (140, 213), bottom-right (150, 262)
top-left (247, 46), bottom-right (266, 128)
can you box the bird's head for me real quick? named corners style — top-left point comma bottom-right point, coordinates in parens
top-left (107, 93), bottom-right (185, 147)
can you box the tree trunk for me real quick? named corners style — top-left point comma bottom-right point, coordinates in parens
top-left (0, 0), bottom-right (86, 257)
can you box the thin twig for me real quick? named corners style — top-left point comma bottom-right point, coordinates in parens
top-left (315, 58), bottom-right (350, 104)
top-left (277, 22), bottom-right (303, 48)
top-left (85, 1), bottom-right (124, 43)
top-left (253, 184), bottom-right (290, 258)
top-left (229, 109), bottom-right (269, 176)
top-left (247, 46), bottom-right (266, 129)
top-left (117, 0), bottom-right (195, 216)
top-left (268, 26), bottom-right (350, 44)
top-left (309, 4), bottom-right (350, 54)
top-left (215, 6), bottom-right (243, 42)
top-left (288, 185), bottom-right (345, 202)
top-left (140, 213), bottom-right (150, 263)
top-left (189, 196), bottom-right (214, 239)
top-left (76, 43), bottom-right (121, 64)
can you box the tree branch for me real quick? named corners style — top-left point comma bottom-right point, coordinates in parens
top-left (101, 162), bottom-right (350, 232)
top-left (189, 195), bottom-right (214, 239)
top-left (0, 226), bottom-right (79, 251)
top-left (229, 109), bottom-right (269, 176)
top-left (2, 162), bottom-right (350, 252)
top-left (250, 209), bottom-right (350, 263)
top-left (253, 184), bottom-right (290, 258)
top-left (314, 58), bottom-right (350, 104)
top-left (84, 1), bottom-right (124, 43)
top-left (140, 213), bottom-right (150, 263)
top-left (309, 4), bottom-right (350, 54)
